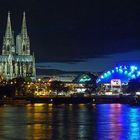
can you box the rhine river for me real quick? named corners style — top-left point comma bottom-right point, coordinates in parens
top-left (0, 103), bottom-right (140, 140)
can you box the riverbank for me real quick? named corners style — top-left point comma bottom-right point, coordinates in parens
top-left (11, 95), bottom-right (136, 104)
top-left (0, 95), bottom-right (139, 105)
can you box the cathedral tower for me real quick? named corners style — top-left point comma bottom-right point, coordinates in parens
top-left (16, 12), bottom-right (30, 55)
top-left (0, 12), bottom-right (36, 80)
top-left (2, 12), bottom-right (15, 55)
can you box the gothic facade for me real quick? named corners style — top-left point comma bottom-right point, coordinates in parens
top-left (0, 12), bottom-right (36, 80)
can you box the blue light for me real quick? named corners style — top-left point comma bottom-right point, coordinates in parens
top-left (119, 66), bottom-right (122, 68)
top-left (131, 74), bottom-right (136, 79)
top-left (130, 66), bottom-right (137, 71)
top-left (101, 75), bottom-right (104, 79)
top-left (112, 70), bottom-right (114, 73)
top-left (128, 72), bottom-right (132, 77)
top-left (137, 71), bottom-right (140, 76)
top-left (119, 69), bottom-right (123, 73)
top-left (116, 68), bottom-right (119, 72)
top-left (107, 71), bottom-right (111, 75)
top-left (124, 71), bottom-right (128, 74)
top-left (97, 65), bottom-right (140, 84)
top-left (124, 66), bottom-right (127, 69)
top-left (104, 73), bottom-right (107, 77)
top-left (130, 66), bottom-right (135, 69)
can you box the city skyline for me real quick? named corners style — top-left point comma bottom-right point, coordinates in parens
top-left (0, 0), bottom-right (140, 72)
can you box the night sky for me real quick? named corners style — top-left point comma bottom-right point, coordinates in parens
top-left (0, 0), bottom-right (140, 72)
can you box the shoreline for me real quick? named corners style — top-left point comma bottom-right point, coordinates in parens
top-left (0, 95), bottom-right (138, 105)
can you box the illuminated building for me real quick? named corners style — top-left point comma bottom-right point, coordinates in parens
top-left (97, 65), bottom-right (140, 92)
top-left (0, 12), bottom-right (36, 80)
top-left (74, 73), bottom-right (97, 83)
top-left (50, 74), bottom-right (77, 82)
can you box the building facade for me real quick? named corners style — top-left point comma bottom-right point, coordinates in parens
top-left (0, 12), bottom-right (36, 80)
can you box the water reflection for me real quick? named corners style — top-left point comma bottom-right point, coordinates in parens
top-left (51, 104), bottom-right (96, 140)
top-left (0, 104), bottom-right (140, 139)
top-left (128, 108), bottom-right (140, 140)
top-left (0, 105), bottom-right (28, 139)
top-left (26, 103), bottom-right (53, 139)
top-left (97, 104), bottom-right (140, 140)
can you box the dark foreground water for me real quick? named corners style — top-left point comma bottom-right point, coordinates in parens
top-left (0, 104), bottom-right (140, 140)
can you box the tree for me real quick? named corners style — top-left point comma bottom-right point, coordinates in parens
top-left (24, 77), bottom-right (32, 83)
top-left (127, 78), bottom-right (140, 93)
top-left (84, 79), bottom-right (97, 94)
top-left (62, 86), bottom-right (71, 95)
top-left (49, 81), bottom-right (65, 95)
top-left (0, 84), bottom-right (15, 98)
top-left (12, 77), bottom-right (25, 96)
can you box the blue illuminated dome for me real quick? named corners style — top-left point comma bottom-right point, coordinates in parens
top-left (97, 65), bottom-right (140, 83)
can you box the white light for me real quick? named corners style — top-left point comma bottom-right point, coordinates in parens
top-left (111, 79), bottom-right (121, 86)
top-left (105, 92), bottom-right (112, 95)
top-left (136, 92), bottom-right (140, 95)
top-left (77, 88), bottom-right (86, 93)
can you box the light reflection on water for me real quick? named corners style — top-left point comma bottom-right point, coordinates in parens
top-left (0, 104), bottom-right (140, 139)
top-left (97, 104), bottom-right (140, 140)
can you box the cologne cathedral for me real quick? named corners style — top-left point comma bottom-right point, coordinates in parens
top-left (0, 12), bottom-right (36, 80)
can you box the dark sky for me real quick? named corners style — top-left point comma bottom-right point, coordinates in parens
top-left (0, 0), bottom-right (140, 71)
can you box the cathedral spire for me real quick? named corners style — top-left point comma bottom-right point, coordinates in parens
top-left (2, 12), bottom-right (15, 55)
top-left (17, 11), bottom-right (30, 55)
top-left (5, 11), bottom-right (13, 39)
top-left (21, 11), bottom-right (28, 38)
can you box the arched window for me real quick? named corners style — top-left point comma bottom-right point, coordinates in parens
top-left (7, 45), bottom-right (10, 52)
top-left (23, 45), bottom-right (26, 52)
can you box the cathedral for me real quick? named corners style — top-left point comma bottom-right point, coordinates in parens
top-left (0, 12), bottom-right (36, 80)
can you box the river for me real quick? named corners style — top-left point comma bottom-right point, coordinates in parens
top-left (0, 103), bottom-right (140, 140)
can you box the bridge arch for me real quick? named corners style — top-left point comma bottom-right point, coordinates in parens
top-left (97, 65), bottom-right (140, 84)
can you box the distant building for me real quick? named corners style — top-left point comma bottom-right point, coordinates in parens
top-left (37, 73), bottom-right (97, 84)
top-left (38, 74), bottom-right (77, 83)
top-left (51, 74), bottom-right (78, 82)
top-left (0, 12), bottom-right (36, 80)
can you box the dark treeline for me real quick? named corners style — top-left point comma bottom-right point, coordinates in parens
top-left (0, 84), bottom-right (15, 99)
top-left (0, 77), bottom-right (32, 99)
top-left (127, 78), bottom-right (140, 93)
